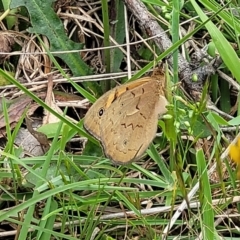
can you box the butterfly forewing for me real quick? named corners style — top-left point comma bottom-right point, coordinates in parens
top-left (100, 79), bottom-right (167, 164)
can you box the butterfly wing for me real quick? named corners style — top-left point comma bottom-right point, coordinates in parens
top-left (83, 91), bottom-right (111, 140)
top-left (83, 77), bottom-right (154, 140)
top-left (100, 79), bottom-right (168, 164)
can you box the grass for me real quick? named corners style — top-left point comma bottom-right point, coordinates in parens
top-left (0, 0), bottom-right (240, 239)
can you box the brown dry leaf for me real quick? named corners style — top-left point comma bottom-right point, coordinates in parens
top-left (0, 96), bottom-right (32, 129)
top-left (14, 127), bottom-right (46, 157)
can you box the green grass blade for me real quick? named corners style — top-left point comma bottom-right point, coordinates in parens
top-left (196, 149), bottom-right (215, 240)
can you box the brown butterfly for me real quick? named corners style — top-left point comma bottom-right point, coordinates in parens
top-left (84, 74), bottom-right (168, 164)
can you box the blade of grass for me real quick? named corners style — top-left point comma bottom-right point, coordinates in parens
top-left (147, 143), bottom-right (173, 184)
top-left (196, 149), bottom-right (215, 240)
top-left (37, 199), bottom-right (58, 240)
top-left (101, 0), bottom-right (111, 91)
top-left (110, 0), bottom-right (125, 73)
top-left (211, 74), bottom-right (219, 103)
top-left (172, 0), bottom-right (180, 84)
